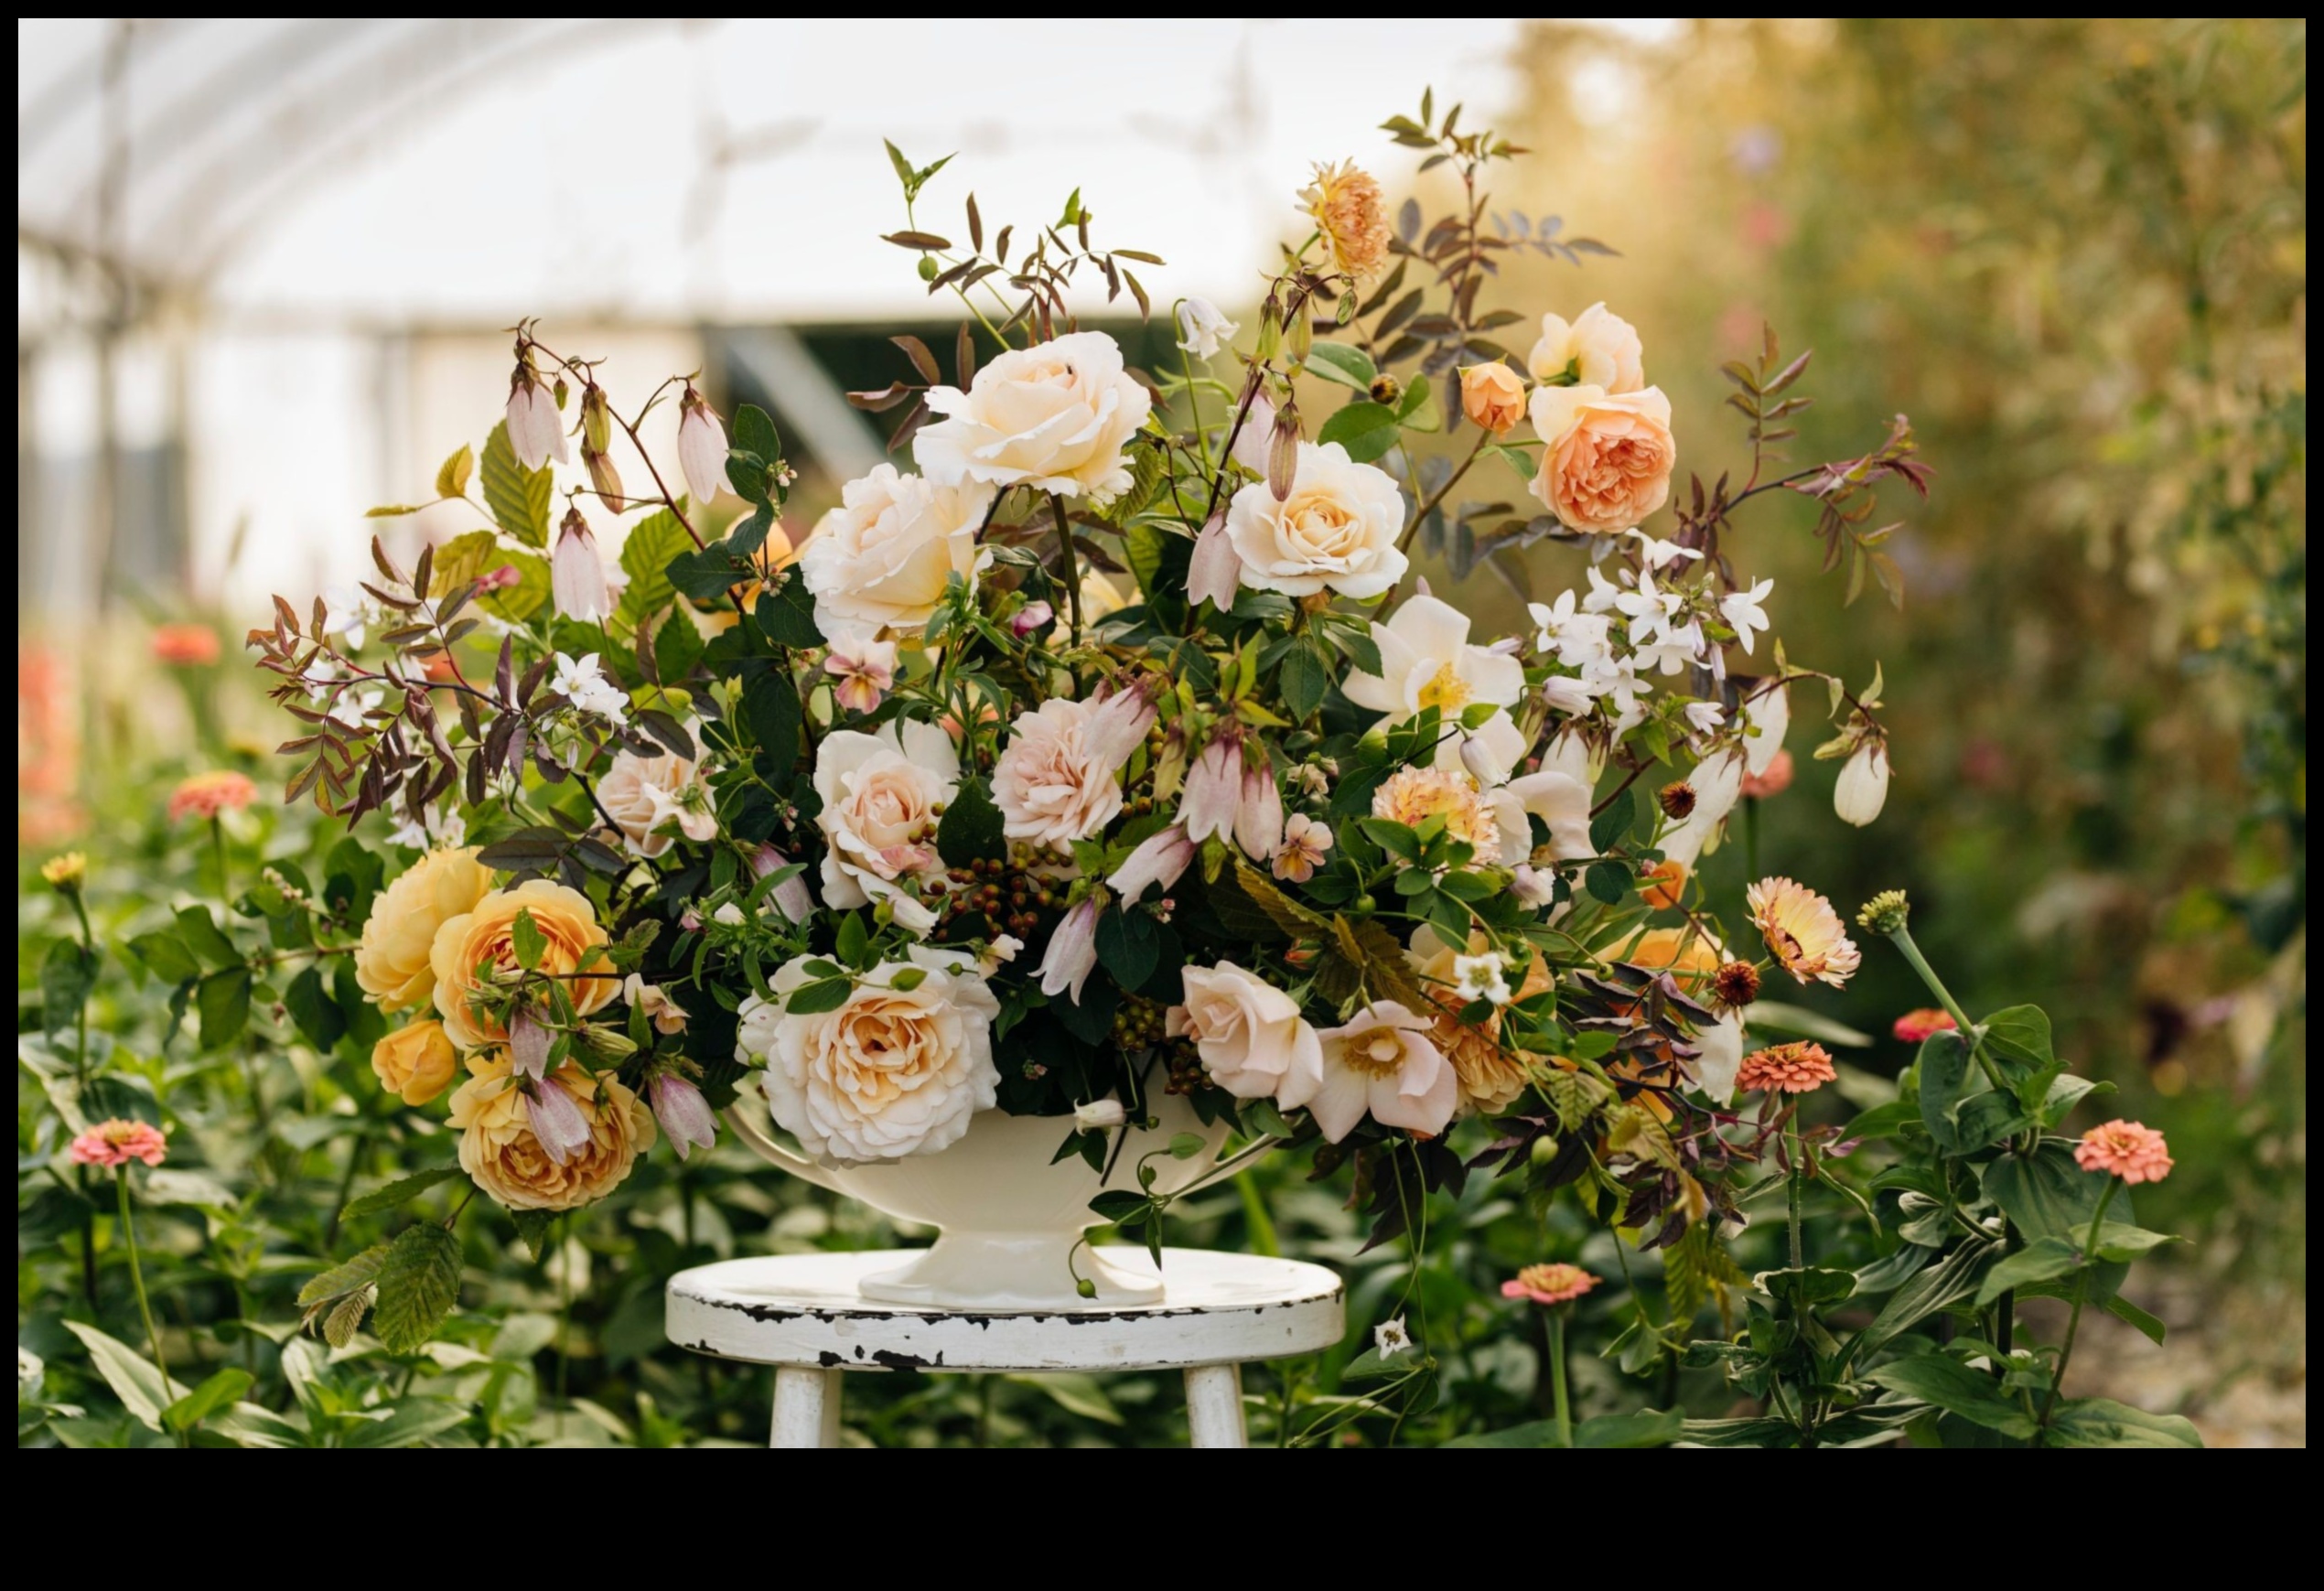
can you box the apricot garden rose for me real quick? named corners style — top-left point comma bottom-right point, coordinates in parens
top-left (448, 1050), bottom-right (655, 1211)
top-left (371, 1019), bottom-right (458, 1106)
top-left (1529, 382), bottom-right (1677, 535)
top-left (353, 847), bottom-right (493, 1013)
top-left (429, 880), bottom-right (619, 1049)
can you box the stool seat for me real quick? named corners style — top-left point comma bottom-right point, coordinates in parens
top-left (666, 1247), bottom-right (1346, 1447)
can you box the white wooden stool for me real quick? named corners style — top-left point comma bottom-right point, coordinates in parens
top-left (665, 1246), bottom-right (1345, 1448)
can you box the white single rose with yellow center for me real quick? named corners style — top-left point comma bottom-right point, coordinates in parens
top-left (738, 950), bottom-right (1001, 1164)
top-left (1343, 595), bottom-right (1527, 781)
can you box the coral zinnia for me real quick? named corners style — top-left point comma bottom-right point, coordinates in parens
top-left (1736, 1041), bottom-right (1837, 1094)
top-left (69, 1118), bottom-right (168, 1168)
top-left (1892, 1007), bottom-right (1956, 1043)
top-left (168, 770), bottom-right (258, 823)
top-left (1501, 1263), bottom-right (1599, 1306)
top-left (1746, 876), bottom-right (1861, 987)
top-left (2073, 1120), bottom-right (2173, 1185)
top-left (1300, 159), bottom-right (1392, 279)
top-left (150, 623), bottom-right (221, 666)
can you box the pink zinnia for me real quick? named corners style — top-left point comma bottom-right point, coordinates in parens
top-left (168, 769), bottom-right (257, 823)
top-left (2074, 1120), bottom-right (2173, 1185)
top-left (150, 623), bottom-right (221, 667)
top-left (69, 1118), bottom-right (169, 1168)
top-left (1737, 1040), bottom-right (1838, 1095)
top-left (1501, 1263), bottom-right (1598, 1306)
top-left (1893, 1007), bottom-right (1957, 1043)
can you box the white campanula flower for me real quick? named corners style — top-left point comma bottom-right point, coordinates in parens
top-left (1039, 899), bottom-right (1101, 1003)
top-left (1834, 739), bottom-right (1891, 827)
top-left (1072, 1098), bottom-right (1126, 1131)
top-left (1176, 297), bottom-right (1239, 360)
top-left (1741, 681), bottom-right (1791, 777)
top-left (552, 511), bottom-right (611, 624)
top-left (505, 373), bottom-right (570, 472)
top-left (676, 386), bottom-right (728, 507)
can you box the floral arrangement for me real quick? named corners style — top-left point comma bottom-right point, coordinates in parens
top-left (38, 91), bottom-right (2178, 1448)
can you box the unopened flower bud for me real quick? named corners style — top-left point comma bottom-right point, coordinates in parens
top-left (1856, 889), bottom-right (1910, 936)
top-left (649, 1071), bottom-right (718, 1160)
top-left (1368, 373), bottom-right (1403, 407)
top-left (579, 382), bottom-right (614, 455)
top-left (1011, 600), bottom-right (1055, 637)
top-left (1460, 362), bottom-right (1527, 434)
top-left (676, 385), bottom-right (728, 507)
top-left (523, 1078), bottom-right (593, 1166)
top-left (1834, 739), bottom-right (1890, 827)
top-left (1072, 1099), bottom-right (1127, 1131)
top-left (505, 360), bottom-right (569, 471)
top-left (39, 851), bottom-right (86, 892)
top-left (584, 447), bottom-right (629, 513)
top-left (1658, 779), bottom-right (1697, 821)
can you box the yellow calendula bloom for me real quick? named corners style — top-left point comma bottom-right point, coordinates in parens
top-left (1301, 159), bottom-right (1392, 279)
top-left (1746, 876), bottom-right (1862, 988)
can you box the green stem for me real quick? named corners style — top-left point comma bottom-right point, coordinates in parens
top-left (116, 1167), bottom-right (184, 1446)
top-left (1175, 319), bottom-right (1212, 474)
top-left (1048, 492), bottom-right (1084, 641)
top-left (1888, 924), bottom-right (2007, 1096)
top-left (210, 814), bottom-right (230, 909)
top-left (1547, 1307), bottom-right (1572, 1448)
top-left (1744, 795), bottom-right (1762, 892)
top-left (1785, 1121), bottom-right (1805, 1270)
top-left (974, 1372), bottom-right (994, 1449)
top-left (2038, 1178), bottom-right (2119, 1435)
top-left (554, 1213), bottom-right (571, 1439)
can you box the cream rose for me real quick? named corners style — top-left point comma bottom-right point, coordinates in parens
top-left (1223, 441), bottom-right (1407, 599)
top-left (597, 735), bottom-right (716, 858)
top-left (371, 1018), bottom-right (458, 1106)
top-left (1527, 302), bottom-right (1646, 392)
top-left (915, 330), bottom-right (1151, 503)
top-left (428, 880), bottom-right (619, 1049)
top-left (799, 463), bottom-right (994, 639)
top-left (447, 1050), bottom-right (654, 1211)
top-left (353, 847), bottom-right (492, 1012)
top-left (812, 719), bottom-right (959, 934)
top-left (739, 951), bottom-right (1001, 1164)
top-left (1529, 383), bottom-right (1677, 536)
top-left (1168, 962), bottom-right (1324, 1104)
top-left (991, 688), bottom-right (1154, 853)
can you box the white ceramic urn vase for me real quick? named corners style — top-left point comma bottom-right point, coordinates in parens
top-left (726, 1092), bottom-right (1233, 1310)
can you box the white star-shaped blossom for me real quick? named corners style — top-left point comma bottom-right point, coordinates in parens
top-left (1628, 529), bottom-right (1705, 571)
top-left (1720, 577), bottom-right (1775, 655)
top-left (1684, 700), bottom-right (1727, 735)
top-left (1372, 1316), bottom-right (1415, 1359)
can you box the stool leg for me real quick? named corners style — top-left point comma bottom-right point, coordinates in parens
top-left (1183, 1362), bottom-right (1247, 1448)
top-left (770, 1364), bottom-right (834, 1449)
top-left (820, 1367), bottom-right (845, 1446)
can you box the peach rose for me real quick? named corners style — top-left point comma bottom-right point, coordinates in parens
top-left (1528, 383), bottom-right (1676, 536)
top-left (428, 880), bottom-right (618, 1049)
top-left (354, 847), bottom-right (494, 1012)
top-left (447, 1050), bottom-right (654, 1212)
top-left (1168, 962), bottom-right (1324, 1104)
top-left (990, 689), bottom-right (1155, 853)
top-left (812, 719), bottom-right (960, 935)
top-left (1460, 363), bottom-right (1527, 434)
top-left (738, 951), bottom-right (1000, 1164)
top-left (1526, 303), bottom-right (1646, 393)
top-left (597, 737), bottom-right (717, 858)
top-left (371, 1019), bottom-right (458, 1106)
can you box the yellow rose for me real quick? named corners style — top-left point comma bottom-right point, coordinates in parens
top-left (353, 848), bottom-right (493, 1012)
top-left (428, 880), bottom-right (618, 1049)
top-left (447, 1051), bottom-right (654, 1212)
top-left (371, 1019), bottom-right (458, 1106)
top-left (1460, 363), bottom-right (1527, 435)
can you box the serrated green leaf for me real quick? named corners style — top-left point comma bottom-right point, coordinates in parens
top-left (373, 1223), bottom-right (464, 1353)
top-left (284, 964), bottom-right (345, 1051)
top-left (125, 930), bottom-right (200, 985)
top-left (758, 570), bottom-right (824, 650)
top-left (298, 1242), bottom-right (393, 1306)
top-left (1316, 400), bottom-right (1404, 463)
top-left (340, 1166), bottom-right (468, 1222)
top-left (1280, 638), bottom-right (1330, 721)
top-left (511, 906), bottom-right (547, 971)
top-left (435, 443), bottom-right (475, 500)
top-left (785, 977), bottom-right (854, 1016)
top-left (1304, 342), bottom-right (1378, 391)
top-left (616, 509), bottom-right (692, 623)
top-left (479, 419), bottom-right (554, 547)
